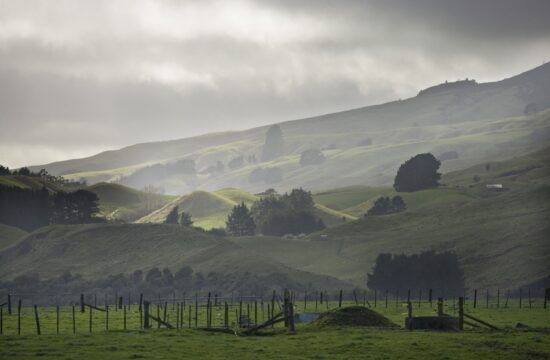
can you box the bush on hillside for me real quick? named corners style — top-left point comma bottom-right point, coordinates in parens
top-left (300, 149), bottom-right (326, 166)
top-left (366, 196), bottom-right (406, 216)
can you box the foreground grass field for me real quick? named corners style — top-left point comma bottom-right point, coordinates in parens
top-left (1, 301), bottom-right (549, 359)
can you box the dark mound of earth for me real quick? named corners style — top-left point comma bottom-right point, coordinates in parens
top-left (313, 306), bottom-right (397, 328)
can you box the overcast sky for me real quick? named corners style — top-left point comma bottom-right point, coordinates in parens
top-left (1, 0), bottom-right (549, 168)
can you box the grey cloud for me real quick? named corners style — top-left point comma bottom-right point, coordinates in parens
top-left (0, 0), bottom-right (549, 167)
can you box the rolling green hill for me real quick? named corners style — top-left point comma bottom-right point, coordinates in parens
top-left (27, 64), bottom-right (550, 195)
top-left (229, 148), bottom-right (550, 290)
top-left (0, 223), bottom-right (352, 292)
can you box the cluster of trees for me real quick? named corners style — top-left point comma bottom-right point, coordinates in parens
top-left (225, 189), bottom-right (325, 237)
top-left (165, 206), bottom-right (193, 226)
top-left (366, 196), bottom-right (406, 216)
top-left (0, 186), bottom-right (102, 231)
top-left (0, 166), bottom-right (83, 186)
top-left (367, 251), bottom-right (465, 296)
top-left (394, 153), bottom-right (441, 192)
top-left (0, 265), bottom-right (314, 305)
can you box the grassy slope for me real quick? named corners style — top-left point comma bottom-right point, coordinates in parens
top-left (0, 223), bottom-right (351, 290)
top-left (87, 182), bottom-right (175, 222)
top-left (0, 224), bottom-right (27, 251)
top-left (29, 64), bottom-right (550, 194)
top-left (228, 148), bottom-right (550, 290)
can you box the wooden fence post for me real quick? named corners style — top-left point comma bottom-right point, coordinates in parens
top-left (56, 306), bottom-right (60, 334)
top-left (320, 291), bottom-right (323, 305)
top-left (224, 302), bottom-right (229, 328)
top-left (473, 289), bottom-right (477, 308)
top-left (143, 301), bottom-right (150, 329)
top-left (418, 289), bottom-right (422, 308)
top-left (437, 298), bottom-right (443, 317)
top-left (0, 306), bottom-right (3, 335)
top-left (176, 303), bottom-right (180, 329)
top-left (528, 289), bottom-right (532, 309)
top-left (353, 290), bottom-right (358, 305)
top-left (89, 305), bottom-right (93, 333)
top-left (188, 305), bottom-right (192, 329)
top-left (407, 289), bottom-right (411, 304)
top-left (7, 294), bottom-right (11, 315)
top-left (17, 299), bottom-right (21, 335)
top-left (374, 290), bottom-right (377, 307)
top-left (139, 293), bottom-right (143, 312)
top-left (119, 296), bottom-right (123, 310)
top-left (123, 305), bottom-right (127, 330)
top-left (544, 288), bottom-right (549, 309)
top-left (255, 300), bottom-right (258, 326)
top-left (72, 305), bottom-right (76, 334)
top-left (407, 301), bottom-right (413, 331)
top-left (458, 297), bottom-right (464, 331)
top-left (289, 301), bottom-right (295, 332)
top-left (429, 288), bottom-right (433, 307)
top-left (34, 305), bottom-right (41, 335)
top-left (338, 290), bottom-right (343, 308)
top-left (497, 289), bottom-right (500, 308)
top-left (486, 289), bottom-right (489, 308)
top-left (106, 305), bottom-right (109, 331)
top-left (80, 293), bottom-right (85, 313)
top-left (385, 290), bottom-right (388, 308)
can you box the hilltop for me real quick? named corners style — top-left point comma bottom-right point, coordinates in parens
top-left (26, 63), bottom-right (550, 194)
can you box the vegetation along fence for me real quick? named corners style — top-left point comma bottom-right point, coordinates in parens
top-left (0, 287), bottom-right (548, 335)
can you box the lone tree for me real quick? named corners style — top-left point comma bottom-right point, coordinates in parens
top-left (261, 125), bottom-right (284, 162)
top-left (393, 153), bottom-right (441, 192)
top-left (179, 212), bottom-right (193, 226)
top-left (165, 206), bottom-right (179, 224)
top-left (226, 202), bottom-right (256, 236)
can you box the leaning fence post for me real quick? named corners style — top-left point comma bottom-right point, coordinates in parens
top-left (34, 305), bottom-right (41, 335)
top-left (143, 301), bottom-right (150, 329)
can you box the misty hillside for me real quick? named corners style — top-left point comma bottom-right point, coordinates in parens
top-left (4, 147), bottom-right (549, 291)
top-left (29, 63), bottom-right (550, 194)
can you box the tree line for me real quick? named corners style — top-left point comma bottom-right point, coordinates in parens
top-left (367, 251), bottom-right (465, 296)
top-left (0, 186), bottom-right (102, 231)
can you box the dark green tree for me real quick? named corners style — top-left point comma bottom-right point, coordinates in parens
top-left (226, 202), bottom-right (256, 236)
top-left (165, 206), bottom-right (179, 224)
top-left (179, 211), bottom-right (193, 226)
top-left (393, 153), bottom-right (441, 192)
